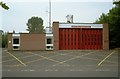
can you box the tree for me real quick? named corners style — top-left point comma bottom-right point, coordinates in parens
top-left (95, 13), bottom-right (109, 23)
top-left (26, 16), bottom-right (44, 33)
top-left (95, 1), bottom-right (120, 49)
top-left (0, 30), bottom-right (3, 47)
top-left (0, 2), bottom-right (9, 10)
top-left (0, 31), bottom-right (8, 48)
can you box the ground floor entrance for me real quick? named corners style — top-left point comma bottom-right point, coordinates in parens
top-left (59, 28), bottom-right (103, 50)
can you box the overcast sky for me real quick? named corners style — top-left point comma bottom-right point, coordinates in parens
top-left (0, 0), bottom-right (113, 32)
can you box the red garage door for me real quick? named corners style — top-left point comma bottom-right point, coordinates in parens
top-left (59, 28), bottom-right (103, 50)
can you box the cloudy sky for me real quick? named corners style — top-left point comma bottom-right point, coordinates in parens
top-left (0, 0), bottom-right (114, 32)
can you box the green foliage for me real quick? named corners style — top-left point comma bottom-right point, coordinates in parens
top-left (95, 13), bottom-right (109, 23)
top-left (0, 30), bottom-right (3, 47)
top-left (0, 31), bottom-right (8, 48)
top-left (26, 16), bottom-right (44, 33)
top-left (95, 1), bottom-right (120, 49)
top-left (0, 2), bottom-right (9, 10)
top-left (2, 32), bottom-right (8, 48)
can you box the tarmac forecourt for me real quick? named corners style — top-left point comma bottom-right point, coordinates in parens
top-left (2, 49), bottom-right (118, 77)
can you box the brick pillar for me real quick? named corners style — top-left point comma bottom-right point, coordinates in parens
top-left (8, 33), bottom-right (12, 50)
top-left (103, 23), bottom-right (109, 50)
top-left (52, 22), bottom-right (59, 50)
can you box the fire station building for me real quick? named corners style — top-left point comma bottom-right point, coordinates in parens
top-left (53, 22), bottom-right (109, 50)
top-left (8, 21), bottom-right (109, 50)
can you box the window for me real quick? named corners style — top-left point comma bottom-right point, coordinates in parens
top-left (47, 46), bottom-right (50, 49)
top-left (46, 46), bottom-right (53, 49)
top-left (47, 38), bottom-right (52, 44)
top-left (13, 46), bottom-right (19, 49)
top-left (13, 38), bottom-right (19, 44)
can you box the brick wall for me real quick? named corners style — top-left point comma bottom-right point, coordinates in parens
top-left (103, 23), bottom-right (109, 50)
top-left (7, 33), bottom-right (12, 50)
top-left (8, 33), bottom-right (46, 50)
top-left (52, 22), bottom-right (59, 50)
top-left (20, 33), bottom-right (46, 50)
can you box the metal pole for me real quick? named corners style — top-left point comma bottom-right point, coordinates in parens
top-left (49, 0), bottom-right (51, 31)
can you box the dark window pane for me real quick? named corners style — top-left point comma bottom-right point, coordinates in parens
top-left (13, 46), bottom-right (19, 49)
top-left (47, 39), bottom-right (51, 44)
top-left (13, 38), bottom-right (19, 44)
top-left (47, 46), bottom-right (50, 48)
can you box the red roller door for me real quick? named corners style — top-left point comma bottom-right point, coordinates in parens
top-left (59, 28), bottom-right (102, 50)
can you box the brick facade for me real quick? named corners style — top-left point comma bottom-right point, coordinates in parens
top-left (103, 23), bottom-right (109, 50)
top-left (8, 33), bottom-right (12, 50)
top-left (20, 33), bottom-right (45, 50)
top-left (52, 22), bottom-right (59, 50)
top-left (8, 33), bottom-right (46, 50)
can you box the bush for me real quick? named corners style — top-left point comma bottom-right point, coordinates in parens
top-left (2, 32), bottom-right (8, 48)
